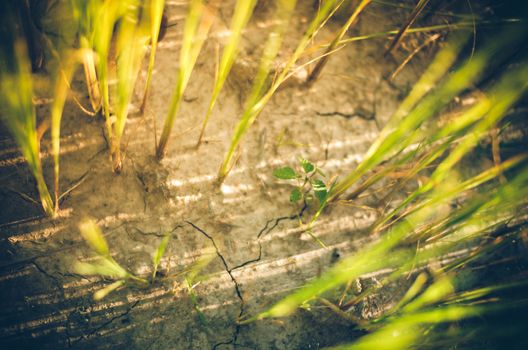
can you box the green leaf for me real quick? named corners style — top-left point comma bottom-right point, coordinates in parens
top-left (313, 179), bottom-right (328, 203)
top-left (197, 0), bottom-right (257, 144)
top-left (217, 0), bottom-right (298, 178)
top-left (273, 167), bottom-right (298, 180)
top-left (290, 188), bottom-right (302, 202)
top-left (157, 0), bottom-right (215, 159)
top-left (74, 257), bottom-right (128, 279)
top-left (78, 219), bottom-right (109, 257)
top-left (0, 32), bottom-right (55, 216)
top-left (300, 159), bottom-right (315, 173)
top-left (152, 234), bottom-right (170, 279)
top-left (93, 280), bottom-right (125, 301)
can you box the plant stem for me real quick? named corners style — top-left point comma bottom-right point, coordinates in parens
top-left (80, 37), bottom-right (101, 114)
top-left (307, 0), bottom-right (372, 85)
top-left (384, 0), bottom-right (430, 55)
top-left (34, 168), bottom-right (55, 217)
top-left (156, 0), bottom-right (214, 159)
top-left (140, 0), bottom-right (166, 114)
top-left (196, 0), bottom-right (257, 147)
top-left (156, 83), bottom-right (182, 159)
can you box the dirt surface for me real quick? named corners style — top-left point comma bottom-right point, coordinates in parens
top-left (0, 1), bottom-right (438, 349)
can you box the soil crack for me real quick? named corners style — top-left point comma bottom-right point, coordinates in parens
top-left (30, 259), bottom-right (75, 347)
top-left (30, 259), bottom-right (62, 289)
top-left (185, 220), bottom-right (244, 349)
top-left (315, 108), bottom-right (375, 121)
top-left (230, 203), bottom-right (307, 272)
top-left (70, 300), bottom-right (141, 346)
top-left (90, 300), bottom-right (140, 336)
top-left (185, 204), bottom-right (306, 348)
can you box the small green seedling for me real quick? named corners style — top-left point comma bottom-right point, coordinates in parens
top-left (183, 251), bottom-right (215, 325)
top-left (273, 158), bottom-right (332, 210)
top-left (273, 158), bottom-right (336, 247)
top-left (152, 234), bottom-right (170, 280)
top-left (74, 219), bottom-right (171, 300)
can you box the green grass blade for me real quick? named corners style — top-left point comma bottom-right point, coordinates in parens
top-left (307, 0), bottom-right (373, 84)
top-left (112, 1), bottom-right (151, 171)
top-left (78, 219), bottom-right (110, 257)
top-left (74, 258), bottom-right (128, 279)
top-left (0, 18), bottom-right (54, 216)
top-left (152, 234), bottom-right (170, 279)
top-left (156, 0), bottom-right (214, 159)
top-left (140, 0), bottom-right (166, 113)
top-left (50, 51), bottom-right (79, 214)
top-left (196, 0), bottom-right (258, 145)
top-left (327, 33), bottom-right (468, 201)
top-left (76, 219), bottom-right (149, 286)
top-left (401, 276), bottom-right (455, 313)
top-left (93, 280), bottom-right (126, 301)
top-left (92, 1), bottom-right (120, 168)
top-left (71, 0), bottom-right (103, 113)
top-left (329, 27), bottom-right (524, 201)
top-left (218, 0), bottom-right (302, 178)
top-left (338, 305), bottom-right (482, 350)
top-left (375, 63), bottom-right (528, 230)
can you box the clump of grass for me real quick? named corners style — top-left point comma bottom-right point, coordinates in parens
top-left (82, 0), bottom-right (124, 172)
top-left (242, 154), bottom-right (527, 318)
top-left (327, 31), bottom-right (470, 203)
top-left (74, 1), bottom-right (148, 172)
top-left (239, 25), bottom-right (528, 347)
top-left (305, 26), bottom-right (525, 227)
top-left (71, 0), bottom-right (167, 171)
top-left (111, 1), bottom-right (152, 172)
top-left (74, 219), bottom-right (150, 300)
top-left (156, 0), bottom-right (215, 160)
top-left (196, 0), bottom-right (258, 146)
top-left (75, 219), bottom-right (216, 313)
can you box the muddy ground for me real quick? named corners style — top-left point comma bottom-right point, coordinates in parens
top-left (0, 1), bottom-right (444, 349)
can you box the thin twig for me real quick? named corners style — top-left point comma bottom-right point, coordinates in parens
top-left (384, 0), bottom-right (431, 56)
top-left (389, 33), bottom-right (441, 81)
